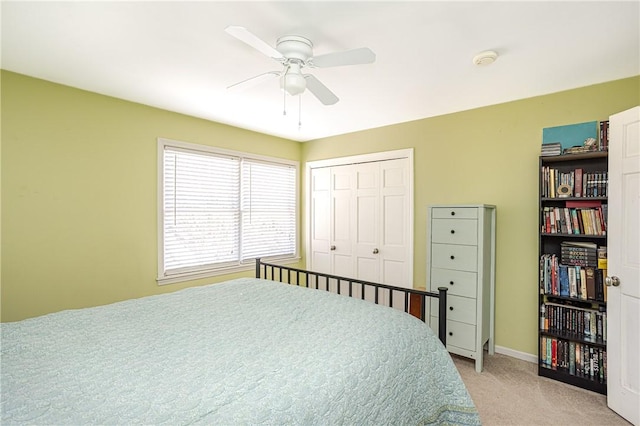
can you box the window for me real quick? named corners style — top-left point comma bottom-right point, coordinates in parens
top-left (158, 138), bottom-right (298, 284)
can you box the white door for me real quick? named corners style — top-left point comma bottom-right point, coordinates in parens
top-left (379, 158), bottom-right (411, 287)
top-left (307, 154), bottom-right (413, 302)
top-left (330, 164), bottom-right (355, 283)
top-left (607, 106), bottom-right (640, 425)
top-left (353, 162), bottom-right (380, 283)
top-left (309, 164), bottom-right (355, 292)
top-left (379, 158), bottom-right (412, 310)
top-left (353, 162), bottom-right (381, 301)
top-left (309, 167), bottom-right (331, 275)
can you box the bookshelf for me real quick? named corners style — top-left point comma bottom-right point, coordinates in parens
top-left (538, 151), bottom-right (608, 395)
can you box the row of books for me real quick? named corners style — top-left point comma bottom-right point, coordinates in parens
top-left (539, 254), bottom-right (607, 302)
top-left (541, 166), bottom-right (608, 198)
top-left (540, 302), bottom-right (606, 342)
top-left (540, 337), bottom-right (607, 383)
top-left (541, 205), bottom-right (607, 236)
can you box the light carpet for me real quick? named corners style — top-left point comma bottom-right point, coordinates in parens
top-left (452, 353), bottom-right (631, 425)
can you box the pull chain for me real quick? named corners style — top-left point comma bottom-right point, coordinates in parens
top-left (283, 74), bottom-right (287, 116)
top-left (298, 95), bottom-right (302, 130)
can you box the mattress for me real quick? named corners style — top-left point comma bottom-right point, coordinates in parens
top-left (1, 277), bottom-right (480, 425)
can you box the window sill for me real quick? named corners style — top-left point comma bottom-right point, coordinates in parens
top-left (156, 257), bottom-right (301, 286)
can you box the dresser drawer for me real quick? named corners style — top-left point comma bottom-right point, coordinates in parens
top-left (431, 243), bottom-right (478, 272)
top-left (430, 316), bottom-right (476, 352)
top-left (431, 294), bottom-right (477, 325)
top-left (431, 207), bottom-right (478, 220)
top-left (429, 268), bottom-right (477, 298)
top-left (431, 218), bottom-right (478, 245)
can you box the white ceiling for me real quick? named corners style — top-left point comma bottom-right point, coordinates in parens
top-left (2, 1), bottom-right (639, 142)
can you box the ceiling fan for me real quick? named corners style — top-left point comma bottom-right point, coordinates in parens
top-left (225, 26), bottom-right (376, 105)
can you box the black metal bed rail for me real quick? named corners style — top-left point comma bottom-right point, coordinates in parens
top-left (255, 258), bottom-right (448, 345)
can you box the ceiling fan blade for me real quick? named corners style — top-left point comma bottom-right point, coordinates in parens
top-left (227, 71), bottom-right (280, 91)
top-left (225, 26), bottom-right (284, 60)
top-left (311, 47), bottom-right (376, 68)
top-left (304, 74), bottom-right (339, 105)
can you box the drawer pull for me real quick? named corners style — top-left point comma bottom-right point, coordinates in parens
top-left (449, 281), bottom-right (454, 285)
top-left (449, 332), bottom-right (453, 336)
top-left (449, 306), bottom-right (454, 311)
top-left (450, 255), bottom-right (455, 260)
top-left (330, 245), bottom-right (336, 251)
top-left (450, 229), bottom-right (455, 234)
top-left (450, 211), bottom-right (456, 216)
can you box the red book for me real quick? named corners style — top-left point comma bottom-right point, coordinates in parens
top-left (575, 169), bottom-right (583, 197)
top-left (566, 200), bottom-right (602, 208)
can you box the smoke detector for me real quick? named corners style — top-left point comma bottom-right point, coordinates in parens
top-left (473, 50), bottom-right (498, 66)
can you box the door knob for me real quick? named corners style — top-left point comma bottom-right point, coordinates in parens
top-left (605, 276), bottom-right (621, 287)
top-left (330, 245), bottom-right (336, 251)
top-left (373, 248), bottom-right (379, 254)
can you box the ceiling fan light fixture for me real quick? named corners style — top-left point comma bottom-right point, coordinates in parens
top-left (226, 26), bottom-right (374, 105)
top-left (280, 62), bottom-right (306, 96)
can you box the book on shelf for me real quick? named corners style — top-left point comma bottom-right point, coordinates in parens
top-left (598, 246), bottom-right (608, 302)
top-left (575, 168), bottom-right (583, 197)
top-left (586, 267), bottom-right (597, 300)
top-left (541, 142), bottom-right (562, 156)
top-left (599, 120), bottom-right (609, 151)
top-left (561, 241), bottom-right (597, 266)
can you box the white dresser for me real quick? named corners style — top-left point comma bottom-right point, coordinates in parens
top-left (427, 204), bottom-right (496, 372)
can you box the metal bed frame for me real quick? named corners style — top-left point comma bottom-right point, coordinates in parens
top-left (256, 258), bottom-right (449, 345)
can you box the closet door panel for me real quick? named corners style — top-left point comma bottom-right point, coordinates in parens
top-left (353, 162), bottom-right (379, 290)
top-left (380, 158), bottom-right (410, 288)
top-left (331, 165), bottom-right (354, 273)
top-left (310, 168), bottom-right (331, 274)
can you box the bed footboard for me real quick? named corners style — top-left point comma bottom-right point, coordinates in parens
top-left (255, 258), bottom-right (448, 345)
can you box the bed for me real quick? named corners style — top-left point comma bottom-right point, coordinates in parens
top-left (1, 260), bottom-right (480, 425)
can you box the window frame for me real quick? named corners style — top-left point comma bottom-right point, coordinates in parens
top-left (157, 137), bottom-right (300, 285)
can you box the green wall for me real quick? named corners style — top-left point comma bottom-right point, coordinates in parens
top-left (1, 70), bottom-right (301, 322)
top-left (2, 70), bottom-right (638, 357)
top-left (302, 75), bottom-right (639, 355)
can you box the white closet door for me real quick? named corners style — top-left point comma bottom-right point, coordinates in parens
top-left (308, 155), bottom-right (412, 302)
top-left (309, 167), bottom-right (331, 276)
top-left (379, 158), bottom-right (410, 288)
top-left (330, 165), bottom-right (355, 283)
top-left (380, 158), bottom-right (411, 310)
top-left (352, 162), bottom-right (381, 302)
top-left (353, 162), bottom-right (380, 282)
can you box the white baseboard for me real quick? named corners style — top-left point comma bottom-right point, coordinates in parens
top-left (494, 345), bottom-right (537, 364)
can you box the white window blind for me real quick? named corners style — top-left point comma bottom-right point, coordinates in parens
top-left (241, 160), bottom-right (296, 261)
top-left (160, 140), bottom-right (298, 282)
